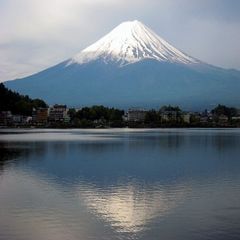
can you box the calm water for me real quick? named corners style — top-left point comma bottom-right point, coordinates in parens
top-left (0, 128), bottom-right (240, 240)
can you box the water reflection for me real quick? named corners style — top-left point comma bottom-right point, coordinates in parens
top-left (77, 182), bottom-right (190, 233)
top-left (0, 170), bottom-right (94, 240)
top-left (0, 129), bottom-right (240, 240)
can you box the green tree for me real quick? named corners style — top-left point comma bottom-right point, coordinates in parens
top-left (212, 104), bottom-right (237, 119)
top-left (0, 83), bottom-right (48, 115)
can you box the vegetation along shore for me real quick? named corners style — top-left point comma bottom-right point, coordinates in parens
top-left (1, 83), bottom-right (240, 128)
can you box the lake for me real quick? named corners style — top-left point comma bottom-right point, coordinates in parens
top-left (0, 128), bottom-right (240, 240)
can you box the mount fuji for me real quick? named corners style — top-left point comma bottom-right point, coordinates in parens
top-left (69, 20), bottom-right (198, 66)
top-left (5, 20), bottom-right (240, 109)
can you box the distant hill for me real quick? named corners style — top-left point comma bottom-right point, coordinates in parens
top-left (0, 83), bottom-right (47, 116)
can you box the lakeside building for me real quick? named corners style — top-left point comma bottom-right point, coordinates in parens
top-left (232, 116), bottom-right (240, 121)
top-left (217, 114), bottom-right (229, 125)
top-left (0, 111), bottom-right (32, 126)
top-left (49, 105), bottom-right (69, 123)
top-left (1, 104), bottom-right (240, 127)
top-left (13, 115), bottom-right (32, 126)
top-left (159, 106), bottom-right (184, 122)
top-left (127, 108), bottom-right (147, 122)
top-left (12, 115), bottom-right (23, 124)
top-left (183, 113), bottom-right (191, 124)
top-left (33, 108), bottom-right (49, 125)
top-left (160, 111), bottom-right (178, 122)
top-left (0, 111), bottom-right (13, 126)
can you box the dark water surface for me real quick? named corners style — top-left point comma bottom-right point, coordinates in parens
top-left (0, 129), bottom-right (240, 240)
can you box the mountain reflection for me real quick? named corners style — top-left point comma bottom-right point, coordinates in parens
top-left (77, 181), bottom-right (189, 233)
top-left (0, 129), bottom-right (240, 240)
top-left (1, 129), bottom-right (240, 182)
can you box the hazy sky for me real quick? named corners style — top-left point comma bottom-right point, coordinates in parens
top-left (1, 0), bottom-right (240, 82)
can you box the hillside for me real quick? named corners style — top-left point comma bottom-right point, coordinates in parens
top-left (0, 83), bottom-right (47, 115)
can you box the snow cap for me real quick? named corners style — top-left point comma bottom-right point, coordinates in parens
top-left (68, 20), bottom-right (198, 66)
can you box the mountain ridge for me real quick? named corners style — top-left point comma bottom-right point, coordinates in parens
top-left (5, 20), bottom-right (240, 109)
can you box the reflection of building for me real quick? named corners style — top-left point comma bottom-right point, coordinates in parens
top-left (49, 105), bottom-right (68, 123)
top-left (127, 109), bottom-right (147, 122)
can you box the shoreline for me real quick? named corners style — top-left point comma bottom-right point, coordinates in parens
top-left (1, 126), bottom-right (240, 130)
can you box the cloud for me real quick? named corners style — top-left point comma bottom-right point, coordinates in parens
top-left (0, 0), bottom-right (240, 82)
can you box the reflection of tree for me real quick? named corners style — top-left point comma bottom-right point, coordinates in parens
top-left (71, 141), bottom-right (123, 153)
top-left (0, 142), bottom-right (23, 171)
top-left (129, 133), bottom-right (184, 150)
top-left (185, 133), bottom-right (240, 152)
top-left (211, 134), bottom-right (240, 152)
top-left (0, 130), bottom-right (239, 184)
top-left (0, 142), bottom-right (47, 173)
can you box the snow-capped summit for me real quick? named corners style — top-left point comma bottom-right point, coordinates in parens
top-left (68, 20), bottom-right (198, 66)
top-left (7, 20), bottom-right (240, 109)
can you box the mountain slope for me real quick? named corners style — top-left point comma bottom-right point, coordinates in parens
top-left (5, 20), bottom-right (240, 109)
top-left (68, 20), bottom-right (198, 66)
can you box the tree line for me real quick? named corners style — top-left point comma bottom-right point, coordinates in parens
top-left (1, 82), bottom-right (239, 128)
top-left (0, 83), bottom-right (47, 116)
top-left (68, 105), bottom-right (124, 128)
